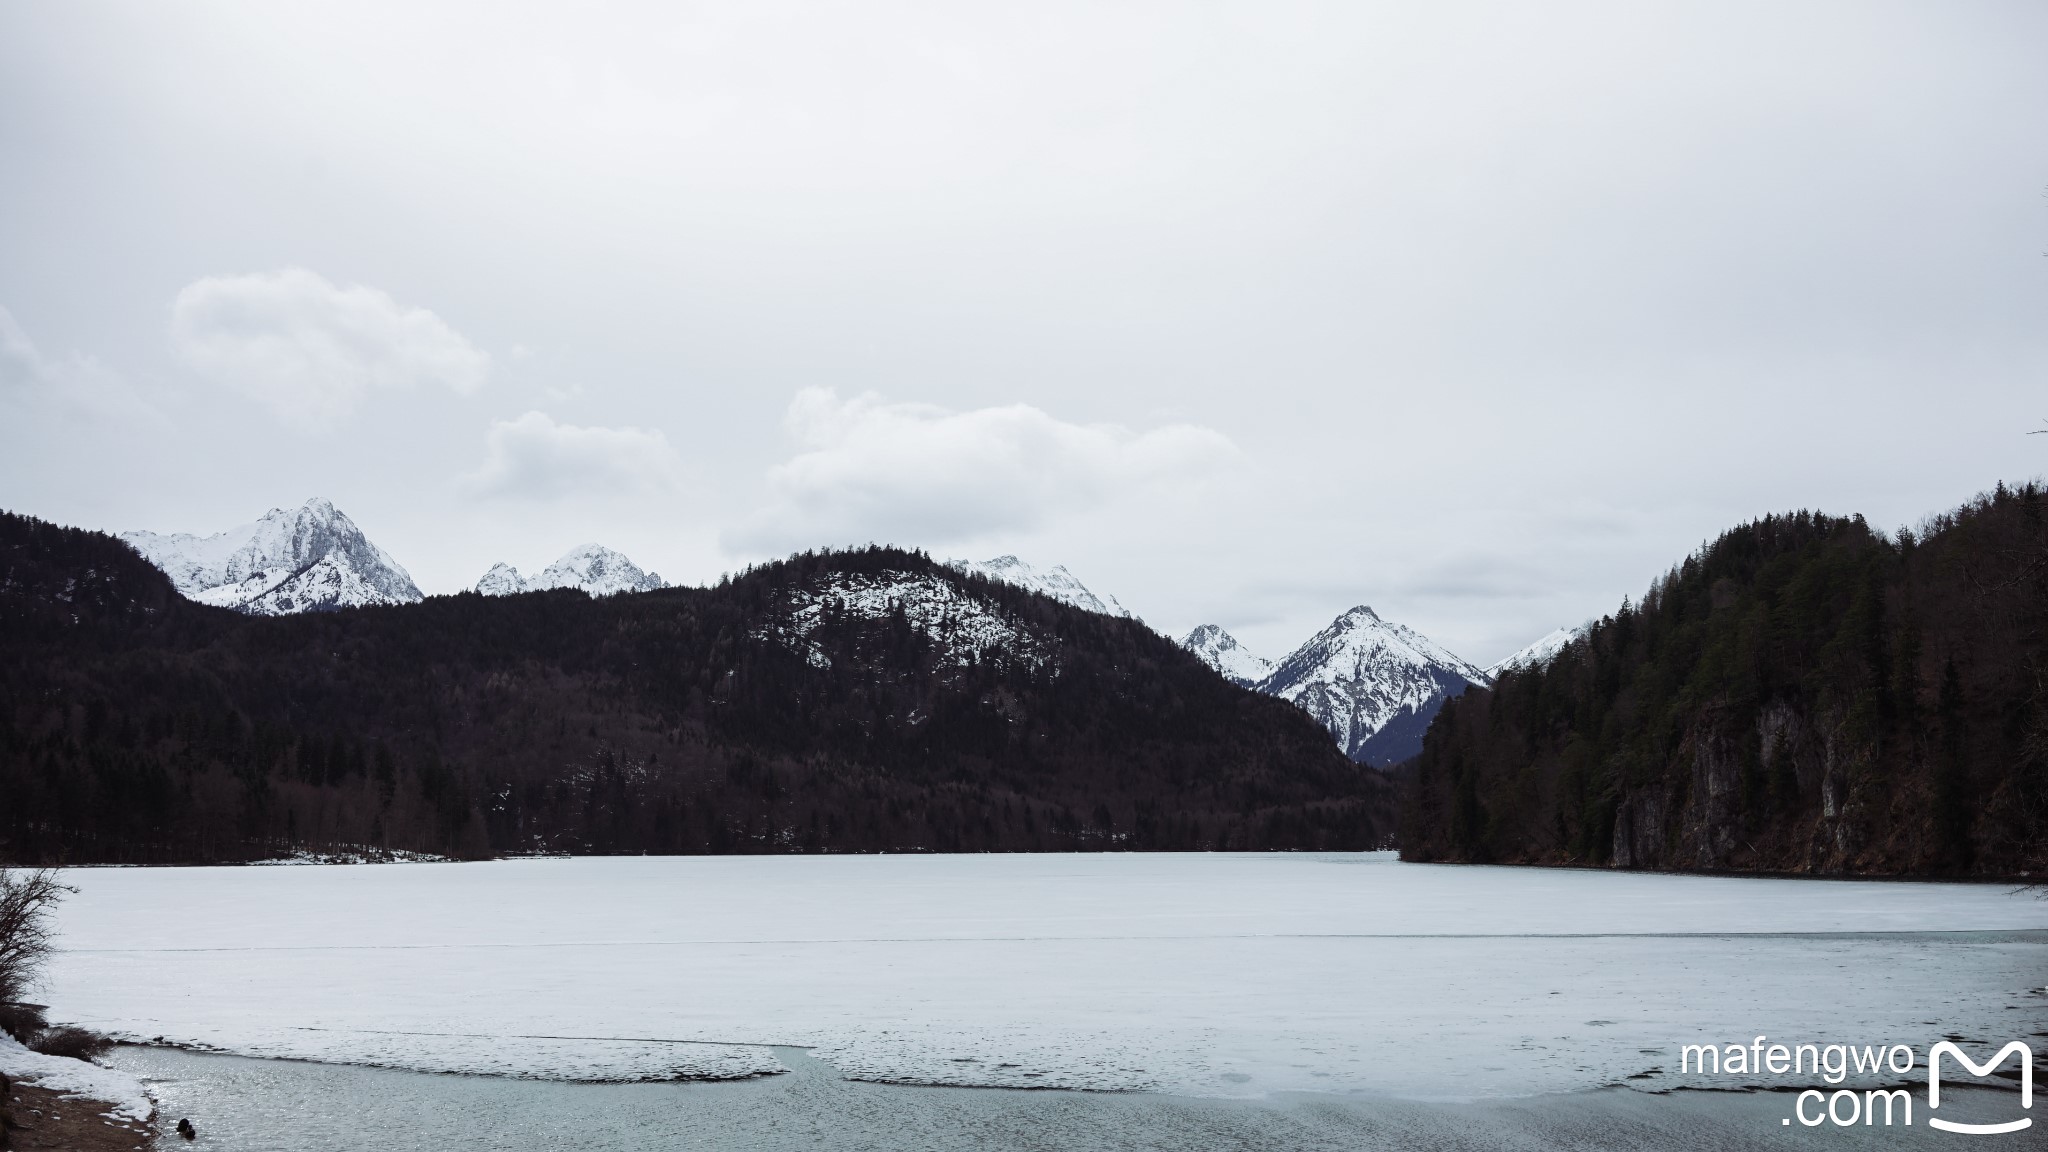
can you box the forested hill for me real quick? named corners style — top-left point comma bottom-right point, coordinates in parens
top-left (1402, 483), bottom-right (2048, 877)
top-left (0, 511), bottom-right (1388, 863)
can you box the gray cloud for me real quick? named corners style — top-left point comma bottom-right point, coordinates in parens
top-left (2, 2), bottom-right (2044, 648)
top-left (171, 269), bottom-right (489, 429)
top-left (730, 387), bottom-right (1240, 551)
top-left (462, 411), bottom-right (683, 501)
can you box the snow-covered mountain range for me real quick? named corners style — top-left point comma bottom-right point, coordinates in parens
top-left (1179, 613), bottom-right (1570, 768)
top-left (474, 544), bottom-right (665, 598)
top-left (1482, 626), bottom-right (1578, 679)
top-left (117, 499), bottom-right (1561, 766)
top-left (121, 498), bottom-right (422, 616)
top-left (949, 556), bottom-right (1132, 618)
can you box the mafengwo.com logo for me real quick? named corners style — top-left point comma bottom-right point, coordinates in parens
top-left (1680, 1037), bottom-right (2034, 1134)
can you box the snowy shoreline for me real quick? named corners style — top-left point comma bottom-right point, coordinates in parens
top-left (0, 1034), bottom-right (153, 1122)
top-left (51, 848), bottom-right (2045, 886)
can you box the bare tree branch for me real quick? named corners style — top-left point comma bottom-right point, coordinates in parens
top-left (0, 869), bottom-right (73, 1006)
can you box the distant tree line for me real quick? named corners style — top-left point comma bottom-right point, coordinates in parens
top-left (0, 513), bottom-right (1390, 863)
top-left (1402, 483), bottom-right (2048, 876)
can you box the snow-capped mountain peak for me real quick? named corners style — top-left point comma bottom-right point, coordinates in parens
top-left (533, 544), bottom-right (664, 596)
top-left (1482, 626), bottom-right (1578, 679)
top-left (1258, 606), bottom-right (1488, 767)
top-left (949, 555), bottom-right (1132, 618)
top-left (121, 498), bottom-right (422, 616)
top-left (474, 562), bottom-right (527, 597)
top-left (474, 544), bottom-right (664, 598)
top-left (1179, 624), bottom-right (1273, 688)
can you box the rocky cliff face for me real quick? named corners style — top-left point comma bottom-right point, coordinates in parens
top-left (1611, 701), bottom-right (1872, 873)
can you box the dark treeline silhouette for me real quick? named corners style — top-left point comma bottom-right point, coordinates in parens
top-left (1403, 483), bottom-right (2048, 876)
top-left (1, 511), bottom-right (1390, 863)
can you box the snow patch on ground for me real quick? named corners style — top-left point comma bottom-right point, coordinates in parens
top-left (0, 1035), bottom-right (153, 1121)
top-left (246, 847), bottom-right (455, 866)
top-left (756, 570), bottom-right (1057, 672)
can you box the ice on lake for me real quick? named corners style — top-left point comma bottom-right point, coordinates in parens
top-left (46, 853), bottom-right (2048, 1099)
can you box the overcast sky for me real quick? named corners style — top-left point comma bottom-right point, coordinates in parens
top-left (2, 1), bottom-right (2043, 664)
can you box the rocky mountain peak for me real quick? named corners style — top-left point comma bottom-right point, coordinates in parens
top-left (1253, 607), bottom-right (1488, 768)
top-left (948, 555), bottom-right (1132, 618)
top-left (1179, 624), bottom-right (1274, 688)
top-left (474, 544), bottom-right (664, 598)
top-left (121, 498), bottom-right (422, 616)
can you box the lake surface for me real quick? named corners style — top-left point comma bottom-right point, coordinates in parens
top-left (48, 853), bottom-right (2048, 1146)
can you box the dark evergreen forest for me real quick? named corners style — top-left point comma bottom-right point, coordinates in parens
top-left (0, 512), bottom-right (1390, 863)
top-left (1402, 483), bottom-right (2048, 877)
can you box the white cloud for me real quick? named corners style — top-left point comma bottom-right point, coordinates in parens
top-left (732, 388), bottom-right (1240, 551)
top-left (170, 268), bottom-right (489, 428)
top-left (461, 410), bottom-right (683, 500)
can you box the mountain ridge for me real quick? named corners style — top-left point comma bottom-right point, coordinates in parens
top-left (2, 517), bottom-right (1392, 863)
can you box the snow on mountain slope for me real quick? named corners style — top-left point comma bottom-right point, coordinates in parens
top-left (474, 562), bottom-right (527, 597)
top-left (1179, 625), bottom-right (1273, 688)
top-left (949, 556), bottom-right (1131, 618)
top-left (122, 498), bottom-right (422, 615)
top-left (756, 569), bottom-right (1057, 673)
top-left (1482, 627), bottom-right (1578, 679)
top-left (476, 544), bottom-right (664, 598)
top-left (1258, 607), bottom-right (1488, 768)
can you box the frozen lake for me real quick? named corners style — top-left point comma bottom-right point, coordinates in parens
top-left (47, 853), bottom-right (2048, 1105)
top-left (103, 1045), bottom-right (2031, 1152)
